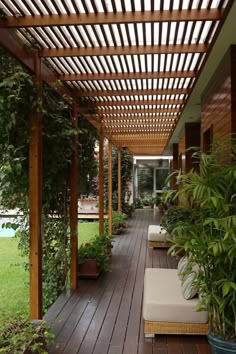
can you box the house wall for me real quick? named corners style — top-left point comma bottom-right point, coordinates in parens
top-left (201, 46), bottom-right (236, 145)
top-left (178, 123), bottom-right (200, 173)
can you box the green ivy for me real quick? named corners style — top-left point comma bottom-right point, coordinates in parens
top-left (0, 47), bottom-right (98, 314)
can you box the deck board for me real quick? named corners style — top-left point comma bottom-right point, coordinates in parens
top-left (46, 209), bottom-right (211, 354)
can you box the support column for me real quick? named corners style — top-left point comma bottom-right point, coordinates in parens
top-left (117, 149), bottom-right (122, 213)
top-left (70, 101), bottom-right (78, 289)
top-left (172, 143), bottom-right (179, 188)
top-left (99, 131), bottom-right (104, 235)
top-left (185, 123), bottom-right (200, 173)
top-left (29, 51), bottom-right (42, 319)
top-left (108, 141), bottom-right (113, 236)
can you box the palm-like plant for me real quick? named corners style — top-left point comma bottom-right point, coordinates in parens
top-left (166, 141), bottom-right (236, 343)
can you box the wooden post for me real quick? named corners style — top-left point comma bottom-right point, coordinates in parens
top-left (172, 143), bottom-right (179, 188)
top-left (99, 131), bottom-right (104, 235)
top-left (108, 141), bottom-right (113, 236)
top-left (118, 149), bottom-right (122, 213)
top-left (29, 51), bottom-right (42, 319)
top-left (70, 101), bottom-right (78, 289)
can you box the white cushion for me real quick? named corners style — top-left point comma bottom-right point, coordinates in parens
top-left (148, 225), bottom-right (170, 242)
top-left (143, 268), bottom-right (208, 323)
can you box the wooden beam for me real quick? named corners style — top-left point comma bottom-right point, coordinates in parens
top-left (105, 128), bottom-right (174, 134)
top-left (4, 9), bottom-right (222, 28)
top-left (70, 101), bottom-right (78, 289)
top-left (108, 141), bottom-right (113, 237)
top-left (118, 149), bottom-right (122, 214)
top-left (95, 99), bottom-right (185, 107)
top-left (0, 27), bottom-right (74, 102)
top-left (29, 51), bottom-right (42, 320)
top-left (102, 116), bottom-right (179, 123)
top-left (78, 88), bottom-right (189, 97)
top-left (39, 43), bottom-right (207, 58)
top-left (94, 108), bottom-right (181, 115)
top-left (58, 71), bottom-right (196, 82)
top-left (99, 131), bottom-right (104, 235)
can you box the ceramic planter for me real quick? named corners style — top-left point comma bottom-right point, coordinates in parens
top-left (208, 334), bottom-right (236, 354)
top-left (78, 259), bottom-right (100, 279)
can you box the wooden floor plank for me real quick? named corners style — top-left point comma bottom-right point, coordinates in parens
top-left (46, 209), bottom-right (211, 354)
top-left (93, 222), bottom-right (140, 354)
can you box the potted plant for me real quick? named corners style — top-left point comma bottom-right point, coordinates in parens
top-left (104, 211), bottom-right (128, 235)
top-left (78, 234), bottom-right (112, 278)
top-left (167, 142), bottom-right (236, 353)
top-left (0, 312), bottom-right (54, 353)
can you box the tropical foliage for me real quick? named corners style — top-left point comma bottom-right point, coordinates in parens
top-left (166, 141), bottom-right (236, 340)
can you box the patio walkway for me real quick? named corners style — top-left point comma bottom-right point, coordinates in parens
top-left (45, 209), bottom-right (211, 354)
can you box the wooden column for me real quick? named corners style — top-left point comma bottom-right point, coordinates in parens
top-left (108, 141), bottom-right (113, 236)
top-left (99, 131), bottom-right (104, 235)
top-left (70, 101), bottom-right (78, 289)
top-left (117, 149), bottom-right (122, 213)
top-left (172, 143), bottom-right (179, 188)
top-left (29, 51), bottom-right (42, 319)
top-left (185, 123), bottom-right (200, 173)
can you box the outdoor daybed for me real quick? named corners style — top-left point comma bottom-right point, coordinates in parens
top-left (147, 225), bottom-right (172, 248)
top-left (143, 268), bottom-right (209, 337)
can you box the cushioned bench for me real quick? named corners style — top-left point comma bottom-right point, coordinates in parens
top-left (143, 268), bottom-right (209, 337)
top-left (147, 225), bottom-right (172, 248)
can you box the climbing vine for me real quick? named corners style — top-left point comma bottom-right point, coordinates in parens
top-left (0, 47), bottom-right (98, 313)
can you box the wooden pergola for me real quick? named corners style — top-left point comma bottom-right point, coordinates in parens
top-left (0, 0), bottom-right (234, 319)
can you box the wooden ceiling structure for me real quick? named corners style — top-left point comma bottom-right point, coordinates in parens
top-left (0, 0), bottom-right (234, 155)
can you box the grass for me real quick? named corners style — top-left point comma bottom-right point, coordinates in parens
top-left (0, 222), bottom-right (99, 320)
top-left (0, 238), bottom-right (29, 318)
top-left (78, 221), bottom-right (99, 245)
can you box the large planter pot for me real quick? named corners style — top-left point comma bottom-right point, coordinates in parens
top-left (78, 259), bottom-right (100, 279)
top-left (208, 334), bottom-right (236, 354)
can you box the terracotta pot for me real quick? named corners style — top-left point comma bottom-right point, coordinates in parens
top-left (78, 259), bottom-right (100, 279)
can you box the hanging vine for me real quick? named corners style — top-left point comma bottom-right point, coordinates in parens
top-left (0, 47), bottom-right (98, 313)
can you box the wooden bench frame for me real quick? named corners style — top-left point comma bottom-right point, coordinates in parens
top-left (147, 240), bottom-right (172, 248)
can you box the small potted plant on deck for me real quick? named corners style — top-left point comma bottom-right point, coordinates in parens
top-left (78, 234), bottom-right (112, 278)
top-left (167, 142), bottom-right (236, 354)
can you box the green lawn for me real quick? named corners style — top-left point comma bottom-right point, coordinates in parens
top-left (0, 222), bottom-right (99, 319)
top-left (0, 238), bottom-right (29, 318)
top-left (78, 221), bottom-right (99, 245)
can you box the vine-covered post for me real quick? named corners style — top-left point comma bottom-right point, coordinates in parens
top-left (29, 51), bottom-right (42, 319)
top-left (99, 129), bottom-right (104, 235)
top-left (70, 100), bottom-right (78, 289)
top-left (118, 149), bottom-right (122, 213)
top-left (108, 140), bottom-right (113, 236)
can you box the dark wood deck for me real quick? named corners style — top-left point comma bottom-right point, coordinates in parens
top-left (45, 209), bottom-right (211, 354)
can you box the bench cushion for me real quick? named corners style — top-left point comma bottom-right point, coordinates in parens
top-left (148, 225), bottom-right (170, 242)
top-left (143, 268), bottom-right (208, 324)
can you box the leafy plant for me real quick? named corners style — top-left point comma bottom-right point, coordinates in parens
top-left (78, 234), bottom-right (112, 272)
top-left (0, 47), bottom-right (98, 314)
top-left (0, 312), bottom-right (54, 354)
top-left (104, 211), bottom-right (128, 235)
top-left (161, 206), bottom-right (198, 234)
top-left (167, 141), bottom-right (236, 341)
